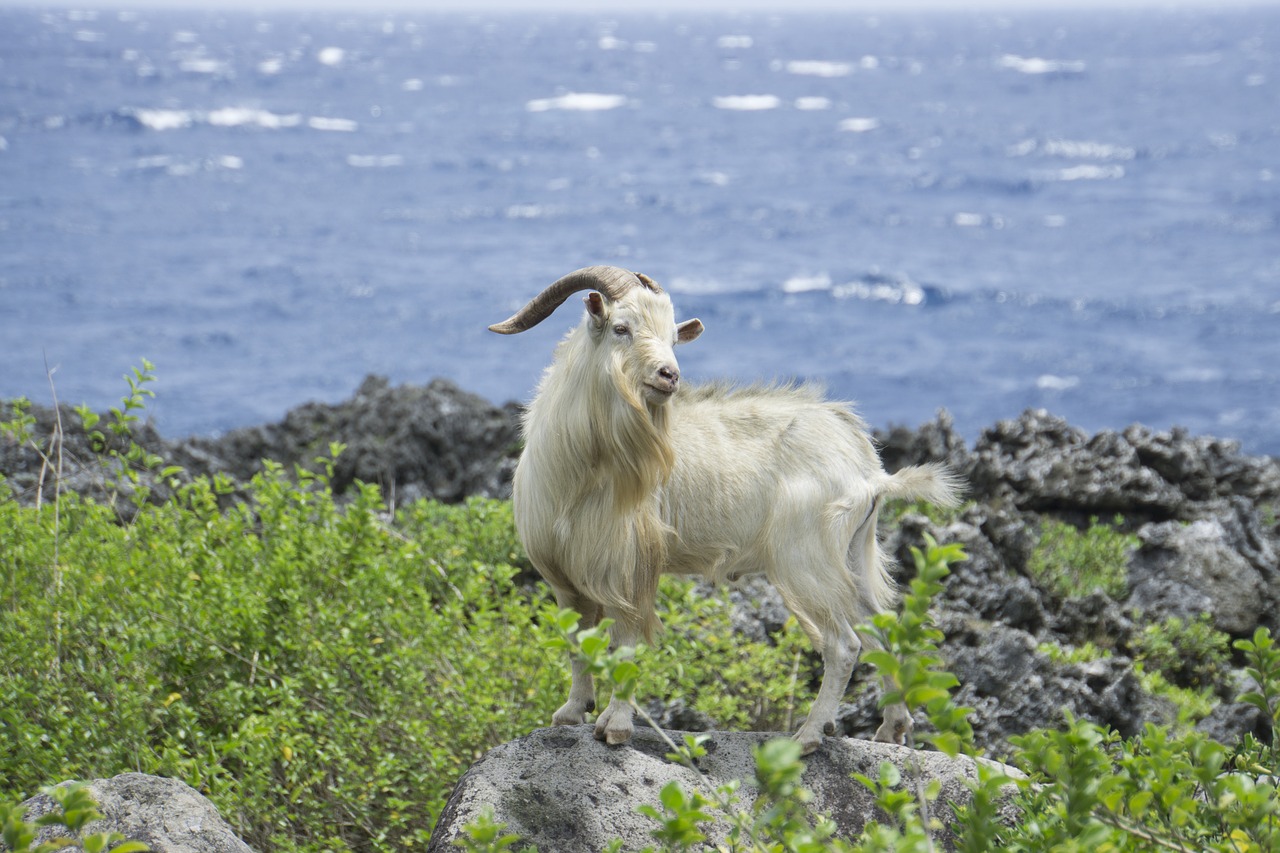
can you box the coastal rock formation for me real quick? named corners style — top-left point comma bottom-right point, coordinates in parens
top-left (22, 774), bottom-right (254, 853)
top-left (426, 726), bottom-right (1020, 852)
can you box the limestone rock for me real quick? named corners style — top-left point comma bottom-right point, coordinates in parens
top-left (23, 774), bottom-right (255, 853)
top-left (427, 726), bottom-right (1019, 852)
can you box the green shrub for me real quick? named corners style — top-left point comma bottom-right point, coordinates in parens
top-left (1132, 614), bottom-right (1232, 691)
top-left (1027, 516), bottom-right (1135, 599)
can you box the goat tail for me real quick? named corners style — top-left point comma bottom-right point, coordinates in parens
top-left (879, 462), bottom-right (964, 509)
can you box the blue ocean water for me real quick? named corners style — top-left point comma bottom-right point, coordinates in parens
top-left (1, 6), bottom-right (1278, 453)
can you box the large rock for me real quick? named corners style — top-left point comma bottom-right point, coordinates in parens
top-left (23, 774), bottom-right (254, 853)
top-left (1128, 518), bottom-right (1272, 635)
top-left (427, 726), bottom-right (1019, 852)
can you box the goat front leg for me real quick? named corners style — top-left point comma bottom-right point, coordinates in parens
top-left (552, 591), bottom-right (601, 727)
top-left (594, 609), bottom-right (641, 746)
top-left (794, 623), bottom-right (861, 755)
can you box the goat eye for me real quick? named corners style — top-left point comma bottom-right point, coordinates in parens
top-left (612, 324), bottom-right (630, 337)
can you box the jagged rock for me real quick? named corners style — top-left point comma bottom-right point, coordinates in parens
top-left (966, 410), bottom-right (1187, 518)
top-left (23, 774), bottom-right (255, 853)
top-left (1128, 518), bottom-right (1271, 635)
top-left (426, 726), bottom-right (1020, 852)
top-left (1, 376), bottom-right (521, 508)
top-left (1196, 701), bottom-right (1273, 748)
top-left (181, 375), bottom-right (520, 503)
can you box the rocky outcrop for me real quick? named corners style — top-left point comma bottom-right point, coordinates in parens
top-left (0, 375), bottom-right (521, 510)
top-left (23, 774), bottom-right (254, 853)
top-left (426, 726), bottom-right (1020, 852)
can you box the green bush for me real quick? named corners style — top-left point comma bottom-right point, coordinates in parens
top-left (1027, 516), bottom-right (1135, 599)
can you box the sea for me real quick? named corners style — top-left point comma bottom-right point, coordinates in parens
top-left (2, 5), bottom-right (1278, 454)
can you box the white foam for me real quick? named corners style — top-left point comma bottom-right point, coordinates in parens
top-left (717, 35), bottom-right (753, 49)
top-left (73, 29), bottom-right (103, 42)
top-left (833, 278), bottom-right (925, 305)
top-left (785, 60), bottom-right (852, 78)
top-left (180, 58), bottom-right (230, 75)
top-left (309, 116), bottom-right (358, 132)
top-left (795, 97), bottom-right (831, 111)
top-left (525, 92), bottom-right (627, 112)
top-left (838, 117), bottom-right (880, 133)
top-left (999, 54), bottom-right (1085, 75)
top-left (698, 171), bottom-right (730, 187)
top-left (208, 107), bottom-right (302, 129)
top-left (1036, 374), bottom-right (1080, 391)
top-left (132, 108), bottom-right (194, 131)
top-left (1052, 164), bottom-right (1124, 181)
top-left (782, 273), bottom-right (832, 293)
top-left (402, 78), bottom-right (424, 91)
top-left (317, 46), bottom-right (345, 66)
top-left (257, 57), bottom-right (284, 75)
top-left (217, 155), bottom-right (243, 169)
top-left (598, 35), bottom-right (625, 50)
top-left (713, 94), bottom-right (780, 111)
top-left (953, 212), bottom-right (985, 227)
top-left (1010, 138), bottom-right (1136, 161)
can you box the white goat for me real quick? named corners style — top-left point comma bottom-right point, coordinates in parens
top-left (490, 265), bottom-right (960, 754)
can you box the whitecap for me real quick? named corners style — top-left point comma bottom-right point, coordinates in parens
top-left (180, 58), bottom-right (231, 75)
top-left (999, 54), bottom-right (1085, 75)
top-left (525, 92), bottom-right (627, 112)
top-left (785, 60), bottom-right (852, 77)
top-left (1036, 375), bottom-right (1080, 391)
top-left (782, 273), bottom-right (832, 294)
top-left (1052, 164), bottom-right (1124, 181)
top-left (217, 155), bottom-right (243, 169)
top-left (131, 108), bottom-right (195, 131)
top-left (402, 78), bottom-right (424, 91)
top-left (308, 116), bottom-right (358, 132)
top-left (795, 97), bottom-right (831, 111)
top-left (73, 29), bottom-right (103, 42)
top-left (713, 95), bottom-right (780, 111)
top-left (1041, 139), bottom-right (1135, 160)
top-left (697, 171), bottom-right (730, 186)
top-left (257, 57), bottom-right (284, 75)
top-left (832, 276), bottom-right (925, 305)
top-left (208, 107), bottom-right (301, 129)
top-left (717, 35), bottom-right (753, 49)
top-left (317, 46), bottom-right (345, 66)
top-left (953, 212), bottom-right (985, 227)
top-left (838, 117), bottom-right (880, 133)
top-left (598, 35), bottom-right (625, 50)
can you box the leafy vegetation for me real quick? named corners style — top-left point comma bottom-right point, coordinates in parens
top-left (0, 367), bottom-right (817, 851)
top-left (1027, 516), bottom-right (1136, 599)
top-left (4, 366), bottom-right (1278, 852)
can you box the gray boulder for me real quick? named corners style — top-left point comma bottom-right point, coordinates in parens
top-left (427, 725), bottom-right (1020, 852)
top-left (1128, 518), bottom-right (1271, 635)
top-left (23, 773), bottom-right (255, 853)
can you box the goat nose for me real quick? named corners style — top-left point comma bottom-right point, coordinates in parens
top-left (658, 365), bottom-right (679, 386)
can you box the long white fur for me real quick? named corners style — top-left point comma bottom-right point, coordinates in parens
top-left (509, 282), bottom-right (961, 754)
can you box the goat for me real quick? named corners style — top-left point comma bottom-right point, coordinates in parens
top-left (489, 265), bottom-right (960, 754)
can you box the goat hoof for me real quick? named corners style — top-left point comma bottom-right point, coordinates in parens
top-left (823, 720), bottom-right (836, 736)
top-left (793, 728), bottom-right (822, 756)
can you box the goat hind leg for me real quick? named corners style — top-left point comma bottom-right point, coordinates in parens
top-left (794, 623), bottom-right (861, 756)
top-left (552, 592), bottom-right (601, 727)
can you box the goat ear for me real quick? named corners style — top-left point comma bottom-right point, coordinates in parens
top-left (677, 318), bottom-right (704, 344)
top-left (584, 292), bottom-right (607, 326)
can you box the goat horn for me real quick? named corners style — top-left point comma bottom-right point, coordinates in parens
top-left (488, 265), bottom-right (662, 334)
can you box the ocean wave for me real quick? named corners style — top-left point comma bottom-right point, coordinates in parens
top-left (782, 272), bottom-right (930, 306)
top-left (713, 94), bottom-right (781, 111)
top-left (1008, 138), bottom-right (1136, 160)
top-left (999, 54), bottom-right (1086, 75)
top-left (111, 106), bottom-right (358, 132)
top-left (525, 92), bottom-right (628, 112)
top-left (785, 60), bottom-right (853, 78)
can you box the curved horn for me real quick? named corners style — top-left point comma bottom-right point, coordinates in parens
top-left (488, 265), bottom-right (662, 335)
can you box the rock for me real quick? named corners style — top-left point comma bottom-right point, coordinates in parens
top-left (966, 411), bottom-right (1186, 519)
top-left (1127, 518), bottom-right (1271, 635)
top-left (1196, 701), bottom-right (1273, 748)
top-left (23, 773), bottom-right (255, 853)
top-left (1, 376), bottom-right (522, 509)
top-left (182, 375), bottom-right (520, 504)
top-left (427, 726), bottom-right (1020, 852)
